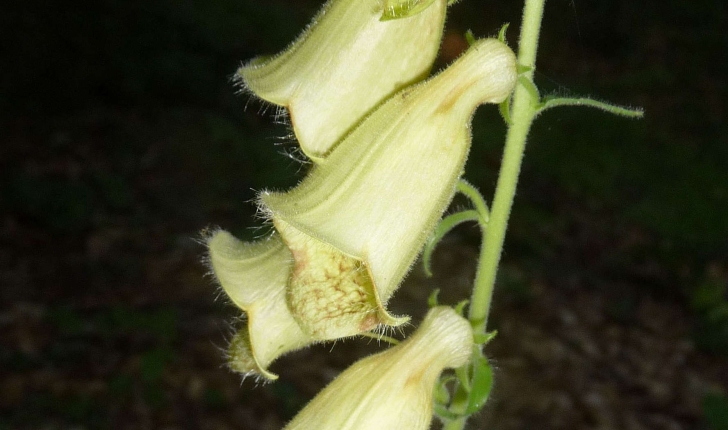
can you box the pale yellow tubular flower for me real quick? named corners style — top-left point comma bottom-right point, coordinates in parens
top-left (237, 0), bottom-right (447, 162)
top-left (261, 39), bottom-right (517, 341)
top-left (206, 230), bottom-right (311, 380)
top-left (284, 306), bottom-right (473, 430)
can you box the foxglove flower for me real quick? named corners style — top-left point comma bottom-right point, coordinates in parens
top-left (206, 230), bottom-right (310, 380)
top-left (284, 306), bottom-right (473, 430)
top-left (261, 38), bottom-right (517, 341)
top-left (237, 0), bottom-right (447, 161)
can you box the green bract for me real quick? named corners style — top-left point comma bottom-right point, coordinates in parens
top-left (237, 0), bottom-right (447, 162)
top-left (381, 0), bottom-right (439, 21)
top-left (284, 307), bottom-right (473, 430)
top-left (261, 38), bottom-right (517, 341)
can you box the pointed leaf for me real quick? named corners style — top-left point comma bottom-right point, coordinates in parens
top-left (465, 355), bottom-right (494, 414)
top-left (423, 210), bottom-right (480, 276)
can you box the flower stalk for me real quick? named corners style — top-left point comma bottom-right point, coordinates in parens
top-left (442, 0), bottom-right (545, 428)
top-left (468, 0), bottom-right (544, 338)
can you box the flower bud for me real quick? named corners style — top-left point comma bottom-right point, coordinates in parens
top-left (261, 38), bottom-right (517, 340)
top-left (284, 306), bottom-right (473, 430)
top-left (206, 230), bottom-right (310, 380)
top-left (237, 0), bottom-right (447, 161)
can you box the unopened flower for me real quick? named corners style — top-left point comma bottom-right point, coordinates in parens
top-left (261, 38), bottom-right (517, 341)
top-left (206, 230), bottom-right (310, 380)
top-left (237, 0), bottom-right (447, 161)
top-left (284, 306), bottom-right (473, 430)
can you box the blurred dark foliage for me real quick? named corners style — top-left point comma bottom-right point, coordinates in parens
top-left (1, 0), bottom-right (312, 114)
top-left (0, 0), bottom-right (726, 428)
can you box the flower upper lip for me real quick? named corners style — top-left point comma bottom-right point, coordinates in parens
top-left (236, 0), bottom-right (448, 162)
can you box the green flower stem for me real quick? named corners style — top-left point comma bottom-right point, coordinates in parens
top-left (468, 0), bottom-right (544, 338)
top-left (441, 1), bottom-right (544, 428)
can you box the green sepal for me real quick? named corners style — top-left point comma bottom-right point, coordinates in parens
top-left (454, 300), bottom-right (469, 316)
top-left (455, 364), bottom-right (470, 392)
top-left (464, 355), bottom-right (494, 415)
top-left (473, 330), bottom-right (497, 345)
top-left (422, 180), bottom-right (490, 277)
top-left (465, 29), bottom-right (476, 46)
top-left (456, 179), bottom-right (490, 224)
top-left (434, 375), bottom-right (456, 405)
top-left (497, 23), bottom-right (510, 43)
top-left (517, 64), bottom-right (533, 74)
top-left (451, 383), bottom-right (470, 407)
top-left (428, 289), bottom-right (441, 307)
top-left (499, 95), bottom-right (512, 125)
top-left (381, 0), bottom-right (437, 21)
top-left (518, 75), bottom-right (541, 105)
top-left (434, 403), bottom-right (462, 421)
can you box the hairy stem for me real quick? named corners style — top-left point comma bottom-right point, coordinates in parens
top-left (441, 1), bottom-right (545, 428)
top-left (468, 0), bottom-right (544, 337)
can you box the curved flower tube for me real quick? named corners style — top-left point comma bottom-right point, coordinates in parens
top-left (206, 230), bottom-right (310, 380)
top-left (284, 306), bottom-right (473, 430)
top-left (261, 38), bottom-right (517, 341)
top-left (237, 0), bottom-right (447, 161)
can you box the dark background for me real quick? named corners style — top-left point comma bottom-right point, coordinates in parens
top-left (1, 0), bottom-right (727, 429)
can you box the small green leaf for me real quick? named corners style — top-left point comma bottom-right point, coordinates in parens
top-left (473, 330), bottom-right (497, 345)
top-left (517, 64), bottom-right (533, 74)
top-left (428, 289), bottom-right (441, 307)
top-left (499, 95), bottom-right (512, 125)
top-left (497, 23), bottom-right (510, 43)
top-left (464, 30), bottom-right (476, 46)
top-left (537, 95), bottom-right (644, 118)
top-left (465, 356), bottom-right (494, 414)
top-left (381, 0), bottom-right (437, 21)
top-left (454, 300), bottom-right (470, 316)
top-left (434, 403), bottom-right (462, 421)
top-left (452, 382), bottom-right (471, 407)
top-left (518, 76), bottom-right (541, 105)
top-left (423, 210), bottom-right (480, 276)
top-left (434, 376), bottom-right (454, 404)
top-left (457, 179), bottom-right (490, 224)
top-left (455, 365), bottom-right (471, 392)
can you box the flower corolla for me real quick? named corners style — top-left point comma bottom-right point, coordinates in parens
top-left (237, 0), bottom-right (447, 161)
top-left (261, 38), bottom-right (517, 341)
top-left (283, 306), bottom-right (473, 430)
